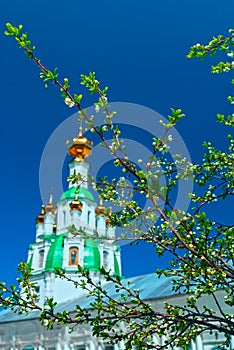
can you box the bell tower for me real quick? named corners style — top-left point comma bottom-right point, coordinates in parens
top-left (27, 127), bottom-right (121, 306)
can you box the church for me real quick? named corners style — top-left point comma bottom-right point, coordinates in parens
top-left (0, 127), bottom-right (230, 350)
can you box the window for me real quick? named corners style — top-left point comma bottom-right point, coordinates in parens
top-left (74, 346), bottom-right (86, 350)
top-left (95, 217), bottom-right (98, 229)
top-left (103, 250), bottom-right (109, 270)
top-left (69, 247), bottom-right (79, 265)
top-left (87, 210), bottom-right (91, 225)
top-left (105, 346), bottom-right (114, 350)
top-left (39, 249), bottom-right (44, 268)
top-left (63, 210), bottom-right (66, 226)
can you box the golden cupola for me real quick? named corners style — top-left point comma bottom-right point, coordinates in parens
top-left (68, 126), bottom-right (93, 162)
top-left (45, 194), bottom-right (56, 215)
top-left (36, 204), bottom-right (45, 224)
top-left (95, 198), bottom-right (107, 216)
top-left (106, 206), bottom-right (112, 226)
top-left (70, 189), bottom-right (83, 211)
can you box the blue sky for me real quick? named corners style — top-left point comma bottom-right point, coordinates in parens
top-left (0, 0), bottom-right (233, 286)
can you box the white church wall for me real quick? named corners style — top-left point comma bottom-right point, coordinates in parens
top-left (53, 274), bottom-right (86, 303)
top-left (30, 240), bottom-right (51, 272)
top-left (44, 214), bottom-right (55, 236)
top-left (68, 161), bottom-right (89, 190)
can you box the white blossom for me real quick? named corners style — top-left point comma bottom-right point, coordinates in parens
top-left (95, 104), bottom-right (100, 113)
top-left (64, 97), bottom-right (75, 108)
top-left (42, 319), bottom-right (49, 326)
top-left (168, 135), bottom-right (173, 142)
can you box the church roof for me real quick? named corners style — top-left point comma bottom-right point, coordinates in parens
top-left (0, 273), bottom-right (178, 324)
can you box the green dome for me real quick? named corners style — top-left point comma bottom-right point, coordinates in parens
top-left (45, 234), bottom-right (65, 271)
top-left (84, 239), bottom-right (100, 271)
top-left (60, 187), bottom-right (94, 201)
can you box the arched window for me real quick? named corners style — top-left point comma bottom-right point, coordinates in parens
top-left (87, 210), bottom-right (91, 225)
top-left (103, 250), bottom-right (109, 270)
top-left (95, 217), bottom-right (98, 229)
top-left (63, 210), bottom-right (66, 226)
top-left (69, 247), bottom-right (79, 265)
top-left (39, 249), bottom-right (44, 268)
